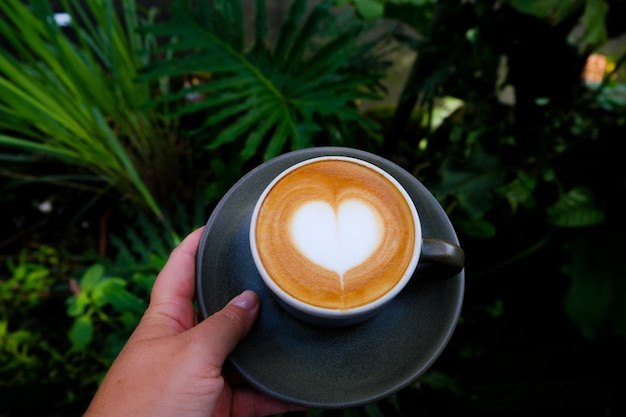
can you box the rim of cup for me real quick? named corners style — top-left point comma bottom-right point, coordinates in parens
top-left (249, 155), bottom-right (422, 320)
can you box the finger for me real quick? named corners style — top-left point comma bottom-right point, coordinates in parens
top-left (133, 227), bottom-right (205, 338)
top-left (191, 290), bottom-right (260, 374)
top-left (151, 226), bottom-right (205, 304)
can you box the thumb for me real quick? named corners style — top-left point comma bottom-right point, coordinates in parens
top-left (191, 290), bottom-right (260, 369)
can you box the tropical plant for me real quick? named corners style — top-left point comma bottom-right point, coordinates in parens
top-left (3, 0), bottom-right (626, 415)
top-left (66, 264), bottom-right (145, 353)
top-left (0, 0), bottom-right (174, 221)
top-left (0, 245), bottom-right (80, 407)
top-left (140, 0), bottom-right (392, 162)
top-left (336, 1), bottom-right (624, 414)
top-left (355, 0), bottom-right (626, 345)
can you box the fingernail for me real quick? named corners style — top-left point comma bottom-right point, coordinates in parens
top-left (230, 290), bottom-right (259, 311)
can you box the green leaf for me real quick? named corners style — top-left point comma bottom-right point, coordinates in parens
top-left (506, 0), bottom-right (584, 23)
top-left (110, 210), bottom-right (178, 270)
top-left (264, 116), bottom-right (292, 160)
top-left (298, 27), bottom-right (363, 81)
top-left (89, 274), bottom-right (145, 315)
top-left (79, 264), bottom-right (105, 293)
top-left (253, 0), bottom-right (269, 52)
top-left (0, 135), bottom-right (79, 162)
top-left (455, 217), bottom-right (497, 239)
top-left (563, 230), bottom-right (626, 338)
top-left (241, 108), bottom-right (282, 160)
top-left (279, 0), bottom-right (332, 74)
top-left (547, 187), bottom-right (605, 228)
top-left (0, 0), bottom-right (170, 221)
top-left (92, 108), bottom-right (163, 221)
top-left (273, 0), bottom-right (309, 66)
top-left (383, 1), bottom-right (436, 33)
top-left (579, 0), bottom-right (608, 49)
top-left (92, 278), bottom-right (127, 309)
top-left (133, 272), bottom-right (158, 293)
top-left (355, 0), bottom-right (385, 20)
top-left (203, 98), bottom-right (258, 128)
top-left (432, 146), bottom-right (505, 219)
top-left (68, 314), bottom-right (94, 351)
top-left (66, 293), bottom-right (89, 317)
top-left (497, 174), bottom-right (538, 211)
top-left (210, 101), bottom-right (275, 149)
top-left (109, 291), bottom-right (145, 315)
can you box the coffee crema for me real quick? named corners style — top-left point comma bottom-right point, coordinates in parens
top-left (252, 158), bottom-right (416, 310)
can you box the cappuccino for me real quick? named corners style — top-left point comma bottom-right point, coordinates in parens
top-left (251, 157), bottom-right (419, 311)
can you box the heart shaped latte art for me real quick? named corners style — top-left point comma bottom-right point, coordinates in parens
top-left (289, 199), bottom-right (384, 276)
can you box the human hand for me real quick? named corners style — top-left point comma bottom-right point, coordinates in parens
top-left (84, 227), bottom-right (303, 417)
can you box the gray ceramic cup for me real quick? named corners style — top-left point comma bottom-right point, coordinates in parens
top-left (249, 155), bottom-right (464, 327)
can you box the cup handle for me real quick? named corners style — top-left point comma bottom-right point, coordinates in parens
top-left (415, 237), bottom-right (465, 279)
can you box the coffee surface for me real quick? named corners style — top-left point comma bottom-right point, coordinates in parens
top-left (254, 159), bottom-right (416, 310)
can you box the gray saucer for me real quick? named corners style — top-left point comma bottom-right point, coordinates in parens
top-left (196, 147), bottom-right (464, 409)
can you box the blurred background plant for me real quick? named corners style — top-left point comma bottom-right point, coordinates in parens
top-left (0, 0), bottom-right (173, 222)
top-left (139, 0), bottom-right (395, 201)
top-left (1, 0), bottom-right (626, 415)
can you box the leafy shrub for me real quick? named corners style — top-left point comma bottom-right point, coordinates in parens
top-left (1, 248), bottom-right (56, 382)
top-left (0, 214), bottom-right (179, 413)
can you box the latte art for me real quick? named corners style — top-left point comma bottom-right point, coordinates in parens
top-left (290, 199), bottom-right (383, 277)
top-left (252, 158), bottom-right (417, 310)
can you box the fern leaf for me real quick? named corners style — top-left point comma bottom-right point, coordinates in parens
top-left (110, 211), bottom-right (177, 274)
top-left (110, 235), bottom-right (136, 267)
top-left (137, 214), bottom-right (170, 259)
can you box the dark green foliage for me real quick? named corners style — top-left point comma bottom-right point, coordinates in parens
top-left (547, 187), bottom-right (605, 228)
top-left (66, 263), bottom-right (146, 352)
top-left (2, 0), bottom-right (626, 415)
top-left (141, 0), bottom-right (390, 161)
top-left (1, 247), bottom-right (61, 382)
top-left (563, 229), bottom-right (626, 339)
top-left (0, 0), bottom-right (171, 220)
top-left (370, 0), bottom-right (625, 347)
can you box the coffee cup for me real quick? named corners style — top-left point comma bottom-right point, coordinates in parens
top-left (249, 155), bottom-right (464, 327)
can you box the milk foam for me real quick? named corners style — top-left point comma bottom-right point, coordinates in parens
top-left (290, 199), bottom-right (383, 278)
top-left (252, 157), bottom-right (417, 311)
